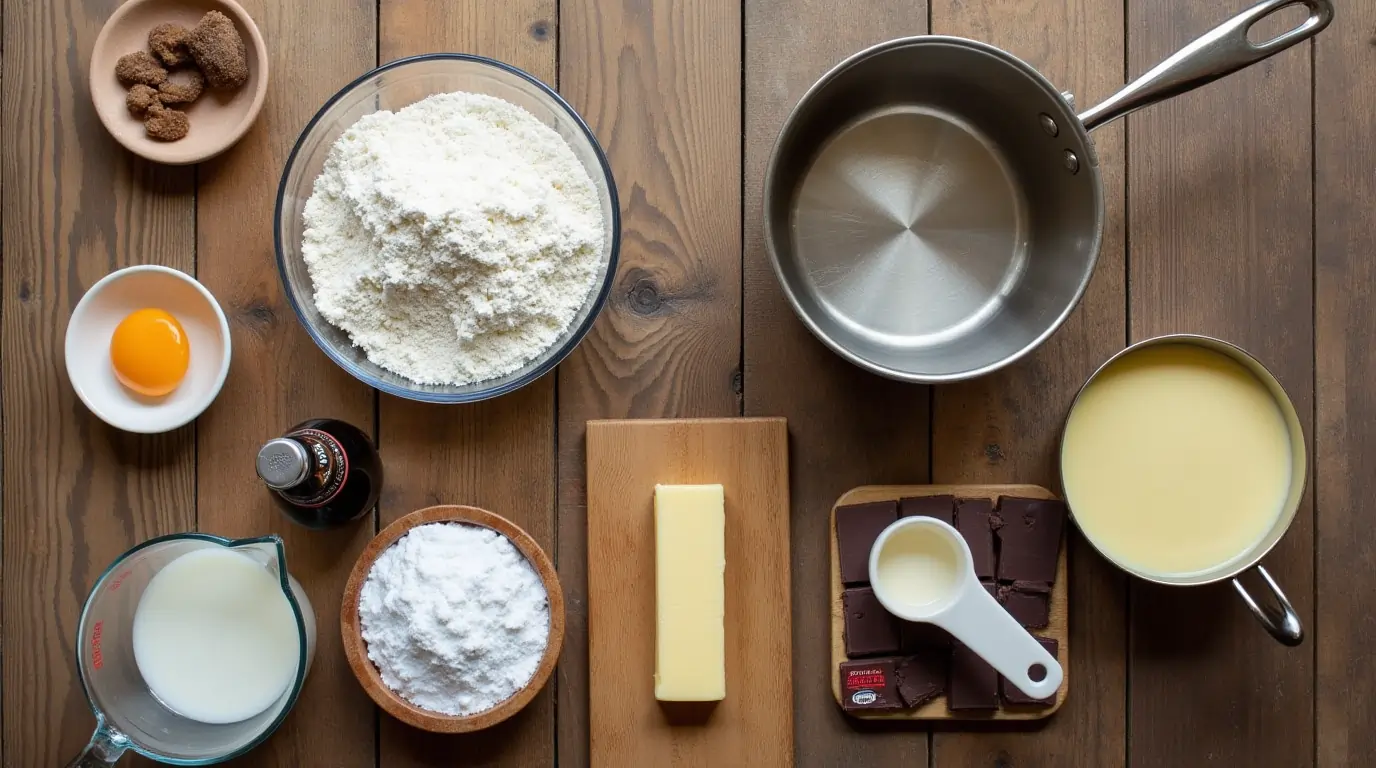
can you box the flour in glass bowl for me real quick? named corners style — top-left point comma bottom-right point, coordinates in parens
top-left (358, 523), bottom-right (551, 716)
top-left (301, 91), bottom-right (604, 386)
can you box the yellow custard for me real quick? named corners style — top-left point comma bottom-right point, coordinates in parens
top-left (1061, 344), bottom-right (1292, 578)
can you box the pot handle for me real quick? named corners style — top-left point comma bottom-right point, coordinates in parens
top-left (1231, 564), bottom-right (1303, 646)
top-left (1078, 0), bottom-right (1333, 131)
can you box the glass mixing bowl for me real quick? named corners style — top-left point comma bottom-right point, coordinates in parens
top-left (274, 54), bottom-right (620, 403)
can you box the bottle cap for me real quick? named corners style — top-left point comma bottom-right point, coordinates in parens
top-left (256, 438), bottom-right (310, 490)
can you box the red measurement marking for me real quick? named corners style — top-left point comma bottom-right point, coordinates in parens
top-left (92, 621), bottom-right (104, 670)
top-left (108, 569), bottom-right (133, 592)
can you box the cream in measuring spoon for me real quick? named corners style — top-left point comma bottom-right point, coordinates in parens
top-left (1061, 344), bottom-right (1292, 578)
top-left (133, 548), bottom-right (300, 724)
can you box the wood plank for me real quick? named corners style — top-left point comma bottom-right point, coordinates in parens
top-left (374, 2), bottom-right (558, 766)
top-left (926, 0), bottom-right (1128, 764)
top-left (742, 0), bottom-right (931, 765)
top-left (1, 0), bottom-right (196, 762)
top-left (192, 1), bottom-right (376, 765)
top-left (1126, 0), bottom-right (1314, 764)
top-left (829, 486), bottom-right (1069, 722)
top-left (557, 0), bottom-right (743, 763)
top-left (585, 418), bottom-right (792, 766)
top-left (1314, 5), bottom-right (1376, 765)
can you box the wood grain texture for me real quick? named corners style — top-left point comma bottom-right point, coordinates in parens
top-left (1126, 1), bottom-right (1314, 764)
top-left (1314, 4), bottom-right (1376, 765)
top-left (585, 418), bottom-right (792, 766)
top-left (376, 1), bottom-right (559, 765)
top-left (192, 0), bottom-right (377, 765)
top-left (829, 486), bottom-right (1069, 721)
top-left (742, 1), bottom-right (932, 765)
top-left (926, 0), bottom-right (1128, 764)
top-left (557, 0), bottom-right (742, 763)
top-left (1, 0), bottom-right (195, 762)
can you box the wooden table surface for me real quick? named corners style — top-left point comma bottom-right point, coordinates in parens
top-left (3, 0), bottom-right (1372, 765)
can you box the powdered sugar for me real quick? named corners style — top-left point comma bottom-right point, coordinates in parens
top-left (358, 522), bottom-right (550, 716)
top-left (302, 91), bottom-right (604, 385)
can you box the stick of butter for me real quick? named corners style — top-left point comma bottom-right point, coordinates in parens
top-left (653, 483), bottom-right (726, 702)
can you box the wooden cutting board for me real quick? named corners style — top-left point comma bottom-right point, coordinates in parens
top-left (830, 485), bottom-right (1069, 721)
top-left (586, 418), bottom-right (792, 766)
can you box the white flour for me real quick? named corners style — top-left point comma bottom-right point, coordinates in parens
top-left (302, 91), bottom-right (604, 385)
top-left (358, 523), bottom-right (550, 715)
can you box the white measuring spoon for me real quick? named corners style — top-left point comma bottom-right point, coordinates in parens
top-left (868, 517), bottom-right (1062, 700)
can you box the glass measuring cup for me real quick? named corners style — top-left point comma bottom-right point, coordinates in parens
top-left (66, 533), bottom-right (317, 767)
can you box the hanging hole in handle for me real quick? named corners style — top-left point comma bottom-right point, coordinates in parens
top-left (1028, 663), bottom-right (1047, 683)
top-left (1246, 2), bottom-right (1315, 48)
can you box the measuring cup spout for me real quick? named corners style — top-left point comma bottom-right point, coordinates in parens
top-left (65, 716), bottom-right (129, 768)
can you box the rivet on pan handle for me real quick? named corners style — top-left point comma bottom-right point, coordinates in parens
top-left (1077, 0), bottom-right (1334, 132)
top-left (1232, 564), bottom-right (1304, 647)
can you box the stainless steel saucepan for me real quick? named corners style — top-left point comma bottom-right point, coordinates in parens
top-left (764, 0), bottom-right (1333, 383)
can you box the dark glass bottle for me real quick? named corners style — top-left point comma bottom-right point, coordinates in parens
top-left (255, 418), bottom-right (382, 530)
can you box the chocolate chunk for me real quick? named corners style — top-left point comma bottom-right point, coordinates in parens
top-left (948, 642), bottom-right (998, 710)
top-left (1002, 588), bottom-right (1050, 629)
top-left (836, 501), bottom-right (897, 584)
top-left (900, 620), bottom-right (952, 651)
top-left (895, 652), bottom-right (947, 708)
top-left (956, 498), bottom-right (996, 580)
top-left (840, 658), bottom-right (902, 712)
top-left (899, 495), bottom-right (955, 526)
top-left (1000, 638), bottom-right (1059, 706)
top-left (982, 579), bottom-right (998, 599)
top-left (994, 497), bottom-right (1066, 583)
top-left (842, 587), bottom-right (900, 656)
top-left (1012, 579), bottom-right (1052, 593)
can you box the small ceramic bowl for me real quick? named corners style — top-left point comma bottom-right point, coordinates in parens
top-left (341, 505), bottom-right (566, 733)
top-left (90, 0), bottom-right (269, 165)
top-left (65, 265), bottom-right (232, 433)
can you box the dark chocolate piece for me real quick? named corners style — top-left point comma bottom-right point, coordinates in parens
top-left (895, 652), bottom-right (947, 708)
top-left (982, 580), bottom-right (998, 599)
top-left (836, 501), bottom-right (898, 584)
top-left (956, 498), bottom-right (996, 580)
top-left (994, 497), bottom-right (1066, 583)
top-left (842, 587), bottom-right (900, 656)
top-left (840, 658), bottom-right (902, 712)
top-left (948, 642), bottom-right (999, 710)
top-left (899, 495), bottom-right (955, 526)
top-left (1002, 588), bottom-right (1051, 629)
top-left (900, 620), bottom-right (952, 651)
top-left (1012, 579), bottom-right (1052, 593)
top-left (1000, 638), bottom-right (1060, 706)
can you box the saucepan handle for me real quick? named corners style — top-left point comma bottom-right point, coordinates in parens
top-left (1078, 0), bottom-right (1333, 131)
top-left (1231, 564), bottom-right (1304, 646)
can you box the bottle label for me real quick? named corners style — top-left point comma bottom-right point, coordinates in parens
top-left (284, 428), bottom-right (349, 508)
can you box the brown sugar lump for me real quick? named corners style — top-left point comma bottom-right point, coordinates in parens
top-left (148, 23), bottom-right (193, 66)
top-left (144, 103), bottom-right (190, 141)
top-left (158, 68), bottom-right (206, 104)
top-left (115, 51), bottom-right (168, 87)
top-left (126, 84), bottom-right (160, 115)
top-left (187, 11), bottom-right (248, 90)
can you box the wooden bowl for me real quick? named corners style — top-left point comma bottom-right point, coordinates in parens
top-left (341, 505), bottom-right (566, 733)
top-left (90, 0), bottom-right (269, 165)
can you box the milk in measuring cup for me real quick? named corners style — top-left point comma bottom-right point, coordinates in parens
top-left (132, 548), bottom-right (300, 724)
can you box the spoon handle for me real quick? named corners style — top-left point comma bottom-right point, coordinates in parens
top-left (937, 579), bottom-right (1062, 700)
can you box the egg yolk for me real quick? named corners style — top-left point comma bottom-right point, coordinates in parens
top-left (110, 308), bottom-right (190, 396)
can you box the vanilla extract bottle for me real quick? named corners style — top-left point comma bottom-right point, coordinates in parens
top-left (255, 418), bottom-right (383, 530)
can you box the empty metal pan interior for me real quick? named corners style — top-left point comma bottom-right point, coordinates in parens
top-left (765, 37), bottom-right (1102, 382)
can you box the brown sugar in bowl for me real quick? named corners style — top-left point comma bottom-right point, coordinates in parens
top-left (90, 0), bottom-right (268, 165)
top-left (341, 505), bottom-right (566, 733)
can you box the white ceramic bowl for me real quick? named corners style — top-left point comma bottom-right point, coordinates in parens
top-left (65, 265), bottom-right (231, 433)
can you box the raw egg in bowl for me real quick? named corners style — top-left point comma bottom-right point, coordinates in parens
top-left (66, 266), bottom-right (231, 433)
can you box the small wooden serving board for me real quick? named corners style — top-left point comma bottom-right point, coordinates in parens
top-left (587, 418), bottom-right (793, 766)
top-left (830, 485), bottom-right (1069, 721)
